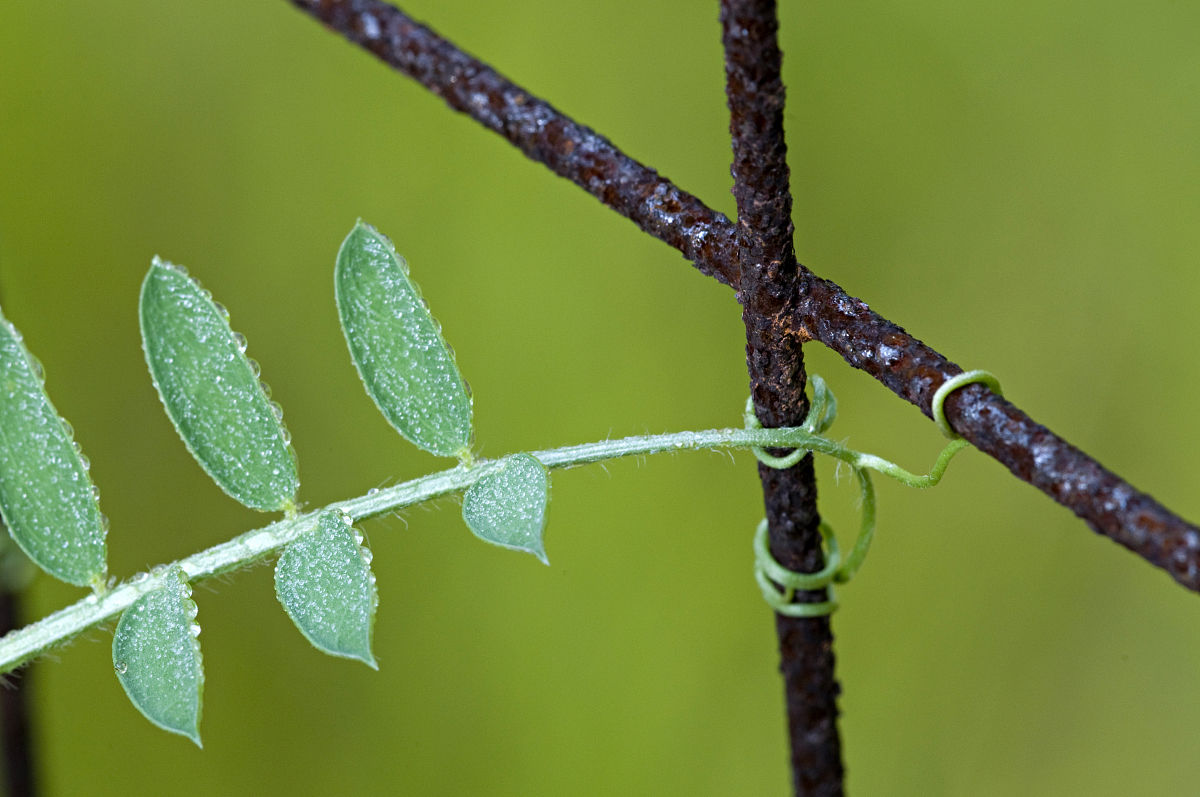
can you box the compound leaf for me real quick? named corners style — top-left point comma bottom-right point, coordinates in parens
top-left (335, 221), bottom-right (473, 459)
top-left (462, 453), bottom-right (550, 564)
top-left (113, 567), bottom-right (204, 746)
top-left (140, 259), bottom-right (298, 512)
top-left (0, 308), bottom-right (106, 587)
top-left (275, 510), bottom-right (378, 668)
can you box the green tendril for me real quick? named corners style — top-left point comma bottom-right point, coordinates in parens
top-left (754, 520), bottom-right (840, 617)
top-left (931, 369), bottom-right (1003, 439)
top-left (750, 370), bottom-right (1000, 617)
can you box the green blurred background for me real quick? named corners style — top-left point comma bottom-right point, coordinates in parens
top-left (2, 1), bottom-right (1198, 794)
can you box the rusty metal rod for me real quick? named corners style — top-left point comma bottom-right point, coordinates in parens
top-left (722, 0), bottom-right (843, 793)
top-left (285, 0), bottom-right (1200, 593)
top-left (286, 0), bottom-right (738, 288)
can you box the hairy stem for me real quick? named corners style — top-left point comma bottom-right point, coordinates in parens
top-left (0, 424), bottom-right (890, 675)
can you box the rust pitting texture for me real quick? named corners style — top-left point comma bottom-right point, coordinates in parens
top-left (291, 0), bottom-right (739, 287)
top-left (792, 271), bottom-right (1200, 591)
top-left (955, 384), bottom-right (1200, 589)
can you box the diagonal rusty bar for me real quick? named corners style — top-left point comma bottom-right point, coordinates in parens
top-left (722, 0), bottom-right (843, 794)
top-left (286, 0), bottom-right (1200, 594)
top-left (287, 0), bottom-right (738, 288)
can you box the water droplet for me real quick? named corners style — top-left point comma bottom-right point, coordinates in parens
top-left (360, 549), bottom-right (373, 565)
top-left (189, 623), bottom-right (202, 638)
top-left (366, 487), bottom-right (380, 496)
top-left (213, 302), bottom-right (230, 322)
top-left (233, 332), bottom-right (248, 353)
top-left (27, 355), bottom-right (44, 381)
top-left (248, 359), bottom-right (261, 379)
top-left (130, 571), bottom-right (149, 584)
top-left (61, 419), bottom-right (74, 439)
top-left (269, 402), bottom-right (284, 421)
top-left (78, 453), bottom-right (90, 471)
top-left (280, 428), bottom-right (292, 445)
top-left (115, 661), bottom-right (128, 674)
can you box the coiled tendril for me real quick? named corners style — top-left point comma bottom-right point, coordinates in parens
top-left (749, 371), bottom-right (1001, 617)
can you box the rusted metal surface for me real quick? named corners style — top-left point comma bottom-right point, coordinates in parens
top-left (286, 2), bottom-right (1200, 592)
top-left (790, 273), bottom-right (1200, 590)
top-left (756, 458), bottom-right (843, 795)
top-left (287, 0), bottom-right (738, 288)
top-left (722, 0), bottom-right (843, 793)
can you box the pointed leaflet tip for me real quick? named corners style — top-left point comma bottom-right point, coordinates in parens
top-left (113, 567), bottom-right (205, 746)
top-left (463, 454), bottom-right (550, 564)
top-left (0, 307), bottom-right (106, 586)
top-left (335, 222), bottom-right (473, 458)
top-left (140, 259), bottom-right (299, 512)
top-left (275, 510), bottom-right (379, 668)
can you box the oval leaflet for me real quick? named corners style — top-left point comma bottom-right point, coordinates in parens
top-left (0, 308), bottom-right (106, 587)
top-left (140, 258), bottom-right (299, 512)
top-left (335, 221), bottom-right (473, 459)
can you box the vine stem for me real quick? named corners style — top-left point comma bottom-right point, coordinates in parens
top-left (0, 424), bottom-right (894, 675)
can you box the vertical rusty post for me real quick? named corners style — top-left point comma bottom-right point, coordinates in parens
top-left (721, 1), bottom-right (844, 794)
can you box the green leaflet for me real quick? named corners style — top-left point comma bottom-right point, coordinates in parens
top-left (335, 221), bottom-right (473, 459)
top-left (0, 309), bottom-right (106, 587)
top-left (140, 259), bottom-right (299, 512)
top-left (275, 510), bottom-right (378, 668)
top-left (113, 567), bottom-right (204, 746)
top-left (462, 453), bottom-right (550, 564)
